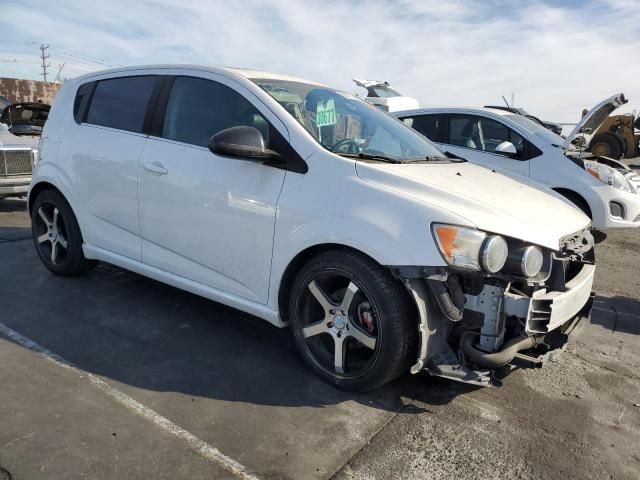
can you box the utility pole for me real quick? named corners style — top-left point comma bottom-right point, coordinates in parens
top-left (39, 43), bottom-right (50, 82)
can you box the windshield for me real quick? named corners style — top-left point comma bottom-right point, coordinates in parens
top-left (253, 79), bottom-right (446, 163)
top-left (505, 114), bottom-right (564, 145)
top-left (368, 86), bottom-right (401, 98)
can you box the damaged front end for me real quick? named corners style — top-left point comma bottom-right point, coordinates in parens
top-left (394, 227), bottom-right (595, 387)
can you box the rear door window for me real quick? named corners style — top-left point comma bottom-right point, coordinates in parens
top-left (85, 76), bottom-right (157, 133)
top-left (401, 115), bottom-right (443, 142)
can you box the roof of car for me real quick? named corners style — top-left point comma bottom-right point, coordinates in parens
top-left (72, 64), bottom-right (325, 87)
top-left (225, 68), bottom-right (324, 85)
top-left (394, 106), bottom-right (513, 117)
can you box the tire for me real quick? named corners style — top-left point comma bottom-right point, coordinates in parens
top-left (590, 133), bottom-right (622, 159)
top-left (31, 189), bottom-right (95, 276)
top-left (289, 249), bottom-right (415, 391)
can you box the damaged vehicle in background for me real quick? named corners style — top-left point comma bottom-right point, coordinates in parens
top-left (30, 65), bottom-right (595, 391)
top-left (1, 102), bottom-right (50, 137)
top-left (353, 78), bottom-right (419, 112)
top-left (396, 96), bottom-right (640, 233)
top-left (572, 93), bottom-right (640, 160)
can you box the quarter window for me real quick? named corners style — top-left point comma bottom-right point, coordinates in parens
top-left (449, 115), bottom-right (524, 155)
top-left (85, 76), bottom-right (157, 133)
top-left (161, 76), bottom-right (270, 148)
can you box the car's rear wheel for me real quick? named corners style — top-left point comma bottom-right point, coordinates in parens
top-left (31, 190), bottom-right (95, 276)
top-left (289, 249), bottom-right (415, 391)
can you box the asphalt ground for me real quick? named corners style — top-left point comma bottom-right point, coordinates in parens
top-left (1, 184), bottom-right (639, 479)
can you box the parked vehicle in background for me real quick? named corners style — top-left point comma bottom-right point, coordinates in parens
top-left (0, 123), bottom-right (38, 199)
top-left (0, 95), bottom-right (10, 112)
top-left (571, 94), bottom-right (639, 160)
top-left (30, 65), bottom-right (594, 391)
top-left (1, 102), bottom-right (50, 137)
top-left (353, 78), bottom-right (419, 112)
top-left (395, 105), bottom-right (640, 231)
top-left (484, 104), bottom-right (563, 136)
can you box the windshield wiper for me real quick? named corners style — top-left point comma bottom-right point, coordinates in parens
top-left (443, 151), bottom-right (467, 162)
top-left (336, 152), bottom-right (402, 164)
top-left (402, 154), bottom-right (464, 163)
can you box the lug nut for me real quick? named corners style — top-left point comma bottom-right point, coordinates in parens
top-left (327, 322), bottom-right (333, 328)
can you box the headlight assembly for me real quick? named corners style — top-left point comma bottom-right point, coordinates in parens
top-left (585, 161), bottom-right (634, 193)
top-left (433, 223), bottom-right (546, 278)
top-left (432, 224), bottom-right (507, 272)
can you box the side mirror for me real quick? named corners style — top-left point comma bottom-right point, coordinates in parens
top-left (494, 141), bottom-right (518, 157)
top-left (208, 126), bottom-right (280, 161)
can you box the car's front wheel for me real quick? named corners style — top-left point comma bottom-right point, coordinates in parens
top-left (289, 249), bottom-right (415, 391)
top-left (31, 190), bottom-right (95, 276)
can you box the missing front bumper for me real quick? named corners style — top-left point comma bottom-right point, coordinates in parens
top-left (404, 262), bottom-right (595, 387)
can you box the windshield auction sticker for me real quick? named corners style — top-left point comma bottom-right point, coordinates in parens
top-left (316, 99), bottom-right (337, 127)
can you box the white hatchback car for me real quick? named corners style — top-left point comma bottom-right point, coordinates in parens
top-left (395, 102), bottom-right (640, 231)
top-left (30, 65), bottom-right (595, 391)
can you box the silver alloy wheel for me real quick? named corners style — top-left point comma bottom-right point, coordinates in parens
top-left (301, 276), bottom-right (378, 375)
top-left (36, 206), bottom-right (68, 264)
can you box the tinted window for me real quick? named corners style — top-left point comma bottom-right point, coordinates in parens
top-left (74, 81), bottom-right (95, 123)
top-left (448, 115), bottom-right (524, 155)
top-left (402, 115), bottom-right (442, 142)
top-left (86, 76), bottom-right (157, 133)
top-left (162, 76), bottom-right (269, 148)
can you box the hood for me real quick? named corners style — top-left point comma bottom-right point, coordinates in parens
top-left (355, 161), bottom-right (590, 251)
top-left (563, 93), bottom-right (627, 149)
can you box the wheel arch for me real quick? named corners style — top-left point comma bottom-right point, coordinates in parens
top-left (28, 180), bottom-right (88, 242)
top-left (276, 243), bottom-right (419, 327)
top-left (28, 181), bottom-right (66, 214)
top-left (552, 187), bottom-right (593, 219)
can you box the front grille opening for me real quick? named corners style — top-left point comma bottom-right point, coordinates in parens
top-left (0, 150), bottom-right (33, 176)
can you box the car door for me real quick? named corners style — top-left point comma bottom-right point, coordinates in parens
top-left (443, 114), bottom-right (530, 178)
top-left (66, 74), bottom-right (161, 260)
top-left (138, 73), bottom-right (287, 304)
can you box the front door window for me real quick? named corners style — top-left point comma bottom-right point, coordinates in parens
top-left (449, 115), bottom-right (524, 156)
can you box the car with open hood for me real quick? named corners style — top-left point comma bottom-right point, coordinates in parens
top-left (30, 65), bottom-right (594, 391)
top-left (395, 102), bottom-right (640, 232)
top-left (353, 78), bottom-right (419, 112)
top-left (568, 93), bottom-right (639, 160)
top-left (1, 102), bottom-right (50, 137)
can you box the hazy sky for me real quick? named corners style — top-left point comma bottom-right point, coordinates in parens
top-left (1, 0), bottom-right (638, 123)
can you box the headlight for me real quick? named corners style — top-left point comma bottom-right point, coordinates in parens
top-left (480, 235), bottom-right (509, 273)
top-left (520, 246), bottom-right (544, 277)
top-left (585, 162), bottom-right (634, 193)
top-left (432, 224), bottom-right (507, 272)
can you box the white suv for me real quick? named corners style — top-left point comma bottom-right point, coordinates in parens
top-left (30, 65), bottom-right (595, 391)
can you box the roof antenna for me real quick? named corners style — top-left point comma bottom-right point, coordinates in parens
top-left (502, 95), bottom-right (510, 108)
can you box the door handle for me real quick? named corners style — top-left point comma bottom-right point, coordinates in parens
top-left (143, 161), bottom-right (168, 175)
